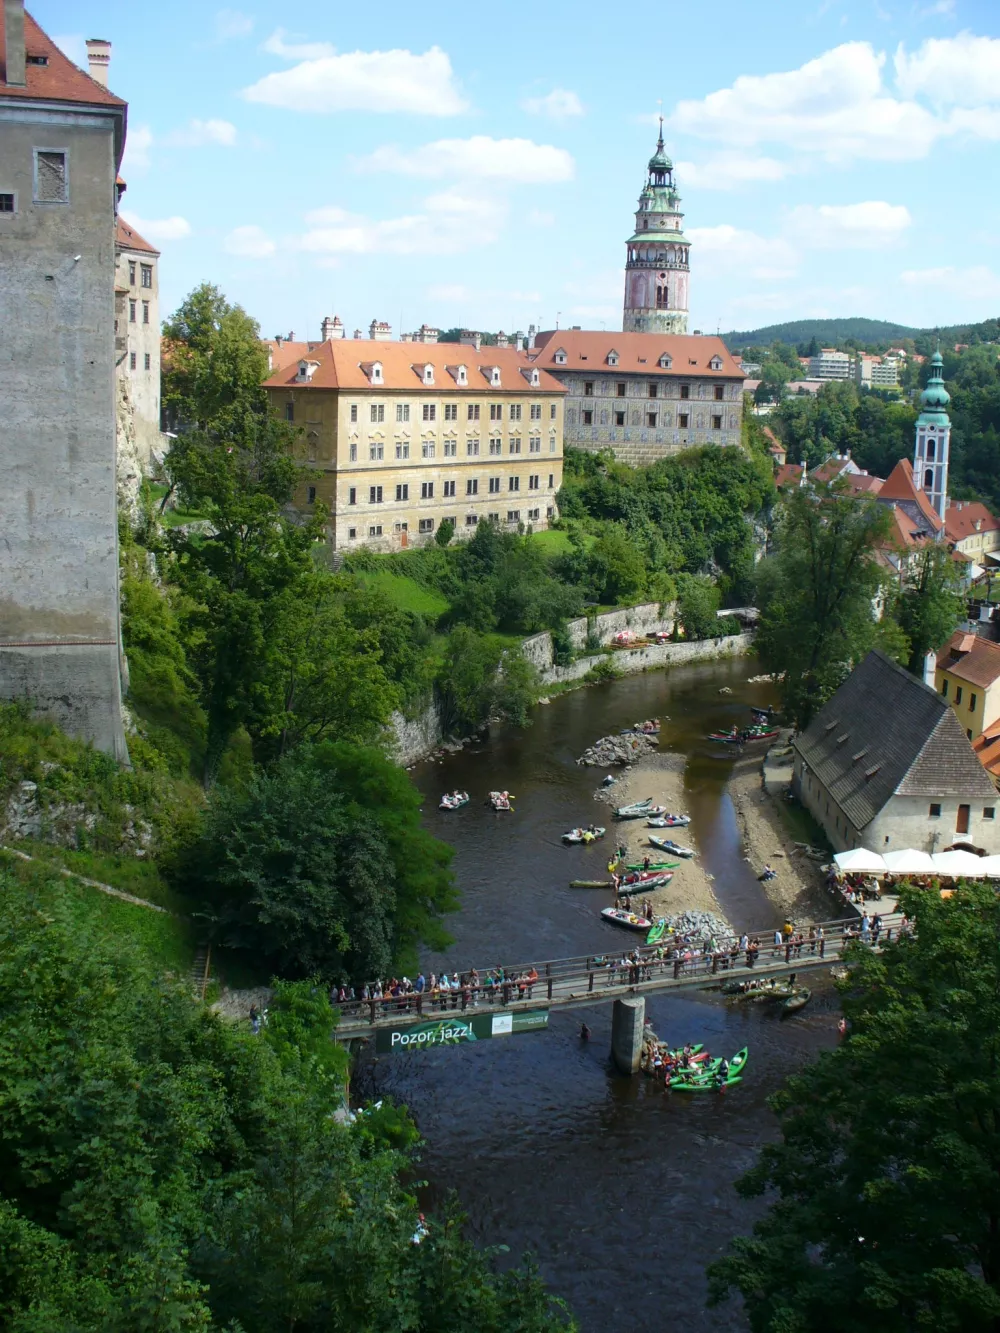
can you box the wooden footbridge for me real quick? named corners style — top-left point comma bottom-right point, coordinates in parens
top-left (334, 913), bottom-right (896, 1050)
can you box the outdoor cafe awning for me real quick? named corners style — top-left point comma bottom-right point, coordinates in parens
top-left (930, 849), bottom-right (988, 877)
top-left (833, 848), bottom-right (887, 874)
top-left (882, 849), bottom-right (935, 875)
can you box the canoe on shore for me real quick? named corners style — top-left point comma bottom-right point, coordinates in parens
top-left (615, 803), bottom-right (667, 821)
top-left (613, 798), bottom-right (654, 818)
top-left (648, 836), bottom-right (695, 858)
top-left (601, 907), bottom-right (652, 931)
top-left (646, 919), bottom-right (668, 944)
top-left (646, 814), bottom-right (691, 828)
top-left (625, 861), bottom-right (679, 871)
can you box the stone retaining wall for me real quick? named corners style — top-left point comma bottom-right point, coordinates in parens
top-left (539, 632), bottom-right (753, 686)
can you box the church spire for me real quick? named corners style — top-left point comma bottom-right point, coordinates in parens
top-left (913, 345), bottom-right (951, 525)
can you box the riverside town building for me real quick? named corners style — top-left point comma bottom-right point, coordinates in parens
top-left (264, 336), bottom-right (566, 550)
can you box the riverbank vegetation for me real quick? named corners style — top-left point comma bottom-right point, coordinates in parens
top-left (710, 882), bottom-right (1000, 1332)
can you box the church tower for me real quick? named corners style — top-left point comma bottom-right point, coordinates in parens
top-left (623, 121), bottom-right (690, 334)
top-left (913, 350), bottom-right (951, 524)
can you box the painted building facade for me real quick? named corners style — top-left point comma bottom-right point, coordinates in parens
top-left (0, 5), bottom-right (127, 759)
top-left (114, 214), bottom-right (161, 465)
top-left (623, 123), bottom-right (690, 335)
top-left (529, 330), bottom-right (743, 466)
top-left (263, 340), bottom-right (566, 550)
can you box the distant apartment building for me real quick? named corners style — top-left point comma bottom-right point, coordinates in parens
top-left (854, 355), bottom-right (899, 388)
top-left (528, 330), bottom-right (743, 466)
top-left (808, 348), bottom-right (852, 380)
top-left (263, 337), bottom-right (566, 550)
top-left (114, 214), bottom-right (161, 462)
top-left (0, 5), bottom-right (128, 758)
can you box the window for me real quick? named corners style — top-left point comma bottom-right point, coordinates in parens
top-left (34, 150), bottom-right (67, 203)
top-left (489, 477), bottom-right (501, 494)
top-left (583, 382), bottom-right (594, 397)
top-left (528, 474), bottom-right (540, 490)
top-left (443, 440), bottom-right (457, 457)
top-left (615, 411), bottom-right (626, 427)
top-left (490, 403), bottom-right (503, 421)
top-left (0, 190), bottom-right (14, 214)
top-left (970, 693), bottom-right (978, 712)
top-left (507, 510), bottom-right (521, 522)
top-left (712, 415), bottom-right (722, 430)
top-left (349, 443), bottom-right (358, 462)
top-left (129, 300), bottom-right (136, 323)
top-left (444, 403), bottom-right (458, 421)
top-left (419, 519), bottom-right (434, 534)
top-left (141, 265), bottom-right (152, 289)
top-left (582, 410), bottom-right (593, 425)
top-left (616, 382), bottom-right (626, 397)
top-left (350, 404), bottom-right (358, 423)
top-left (509, 440), bottom-right (521, 455)
top-left (369, 443), bottom-right (384, 461)
top-left (422, 404), bottom-right (436, 422)
top-left (369, 524), bottom-right (383, 537)
top-left (528, 507), bottom-right (540, 521)
top-left (421, 481), bottom-right (434, 499)
top-left (396, 403), bottom-right (410, 423)
top-left (465, 514), bottom-right (479, 526)
top-left (369, 486), bottom-right (383, 504)
top-left (348, 487), bottom-right (357, 505)
top-left (941, 679), bottom-right (948, 697)
top-left (530, 403), bottom-right (542, 420)
top-left (443, 480), bottom-right (456, 498)
top-left (956, 686), bottom-right (964, 705)
top-left (508, 476), bottom-right (520, 492)
top-left (680, 384), bottom-right (690, 399)
top-left (929, 803), bottom-right (942, 818)
top-left (467, 479), bottom-right (479, 496)
top-left (548, 473), bottom-right (555, 488)
top-left (421, 442), bottom-right (436, 459)
top-left (370, 403), bottom-right (384, 423)
top-left (307, 485), bottom-right (317, 503)
top-left (144, 353), bottom-right (151, 371)
top-left (648, 383), bottom-right (657, 398)
top-left (395, 442), bottom-right (410, 460)
top-left (679, 413), bottom-right (689, 429)
top-left (714, 385), bottom-right (725, 401)
top-left (488, 511), bottom-right (500, 522)
top-left (550, 404), bottom-right (557, 419)
top-left (130, 351), bottom-right (137, 370)
top-left (985, 806), bottom-right (996, 820)
top-left (510, 403), bottom-right (522, 421)
top-left (468, 404), bottom-right (480, 421)
top-left (142, 301), bottom-right (149, 325)
top-left (128, 260), bottom-right (136, 284)
top-left (395, 484), bottom-right (409, 501)
top-left (489, 439), bottom-right (502, 456)
top-left (348, 527), bottom-right (357, 540)
top-left (647, 412), bottom-right (657, 428)
top-left (467, 439), bottom-right (480, 456)
top-left (549, 439), bottom-right (557, 453)
top-left (529, 437), bottom-right (541, 453)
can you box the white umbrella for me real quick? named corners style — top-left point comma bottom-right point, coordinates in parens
top-left (834, 848), bottom-right (888, 874)
top-left (931, 850), bottom-right (988, 878)
top-left (882, 849), bottom-right (935, 876)
top-left (975, 854), bottom-right (1000, 879)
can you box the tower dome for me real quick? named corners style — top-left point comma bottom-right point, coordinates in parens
top-left (913, 348), bottom-right (951, 524)
top-left (622, 119), bottom-right (691, 335)
top-left (918, 351), bottom-right (951, 419)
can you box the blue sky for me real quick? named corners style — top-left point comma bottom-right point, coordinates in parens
top-left (40, 0), bottom-right (1000, 339)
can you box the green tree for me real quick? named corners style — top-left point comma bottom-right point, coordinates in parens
top-left (162, 282), bottom-right (270, 433)
top-left (675, 572), bottom-right (722, 639)
top-left (586, 526), bottom-right (646, 604)
top-left (710, 882), bottom-right (1000, 1333)
top-left (435, 517), bottom-right (455, 547)
top-left (892, 545), bottom-right (964, 675)
top-left (438, 627), bottom-right (539, 736)
top-left (756, 481), bottom-right (891, 726)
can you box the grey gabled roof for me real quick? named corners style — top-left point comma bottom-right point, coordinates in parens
top-left (793, 650), bottom-right (996, 831)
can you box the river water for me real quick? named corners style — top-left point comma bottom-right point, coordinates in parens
top-left (357, 658), bottom-right (839, 1330)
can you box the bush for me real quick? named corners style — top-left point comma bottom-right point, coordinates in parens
top-left (434, 517), bottom-right (455, 547)
top-left (584, 656), bottom-right (620, 684)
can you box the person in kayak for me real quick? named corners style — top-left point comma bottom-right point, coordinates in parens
top-left (716, 1058), bottom-right (730, 1087)
top-left (681, 1043), bottom-right (694, 1069)
top-left (580, 1022), bottom-right (591, 1040)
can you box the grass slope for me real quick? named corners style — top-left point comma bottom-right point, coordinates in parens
top-left (357, 570), bottom-right (452, 619)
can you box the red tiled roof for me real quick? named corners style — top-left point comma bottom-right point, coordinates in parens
top-left (774, 463), bottom-right (804, 488)
top-left (937, 629), bottom-right (1000, 690)
top-left (263, 339), bottom-right (568, 394)
top-left (945, 501), bottom-right (1000, 544)
top-left (115, 215), bottom-right (159, 256)
top-left (531, 329), bottom-right (743, 379)
top-left (265, 340), bottom-right (319, 374)
top-left (1, 11), bottom-right (125, 107)
top-left (844, 474), bottom-right (884, 495)
top-left (879, 458), bottom-right (943, 532)
top-left (973, 718), bottom-right (1000, 779)
top-left (883, 503), bottom-right (929, 552)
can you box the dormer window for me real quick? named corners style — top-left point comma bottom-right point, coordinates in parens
top-left (607, 351), bottom-right (619, 366)
top-left (485, 365), bottom-right (502, 387)
top-left (420, 363), bottom-right (434, 385)
top-left (658, 353), bottom-right (672, 370)
top-left (709, 355), bottom-right (723, 371)
top-left (554, 349), bottom-right (567, 365)
top-left (521, 366), bottom-right (541, 388)
top-left (360, 361), bottom-right (383, 385)
top-left (296, 359), bottom-right (320, 382)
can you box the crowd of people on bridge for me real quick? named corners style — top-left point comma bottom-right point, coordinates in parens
top-left (331, 966), bottom-right (541, 1017)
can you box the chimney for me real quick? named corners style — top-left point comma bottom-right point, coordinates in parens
top-left (923, 650), bottom-right (937, 690)
top-left (4, 0), bottom-right (26, 87)
top-left (320, 316), bottom-right (335, 342)
top-left (85, 38), bottom-right (111, 86)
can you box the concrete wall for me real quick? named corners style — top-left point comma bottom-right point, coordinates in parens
top-left (0, 101), bottom-right (127, 759)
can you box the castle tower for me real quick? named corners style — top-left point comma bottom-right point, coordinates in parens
top-left (913, 350), bottom-right (951, 524)
top-left (623, 120), bottom-right (690, 334)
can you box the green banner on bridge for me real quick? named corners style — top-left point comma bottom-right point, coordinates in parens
top-left (374, 1008), bottom-right (549, 1054)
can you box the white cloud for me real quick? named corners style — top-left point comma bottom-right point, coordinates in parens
top-left (298, 191), bottom-right (503, 257)
top-left (786, 200), bottom-right (911, 248)
top-left (215, 9), bottom-right (254, 41)
top-left (224, 225), bottom-right (276, 258)
top-left (357, 137), bottom-right (574, 183)
top-left (900, 265), bottom-right (1000, 301)
top-left (53, 33), bottom-right (86, 65)
top-left (895, 32), bottom-right (1000, 106)
top-left (687, 224), bottom-right (798, 280)
top-left (243, 44), bottom-right (467, 115)
top-left (120, 212), bottom-right (192, 242)
top-left (164, 119), bottom-right (238, 148)
top-left (427, 283), bottom-right (472, 303)
top-left (521, 88), bottom-right (584, 119)
top-left (675, 152), bottom-right (789, 189)
top-left (121, 125), bottom-right (153, 174)
top-left (261, 28), bottom-right (335, 61)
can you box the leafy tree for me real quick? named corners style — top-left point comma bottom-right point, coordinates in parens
top-left (435, 517), bottom-right (455, 547)
top-left (756, 481), bottom-right (892, 727)
top-left (892, 545), bottom-right (964, 675)
top-left (675, 573), bottom-right (722, 638)
top-left (710, 882), bottom-right (1000, 1333)
top-left (162, 282), bottom-right (270, 433)
top-left (438, 627), bottom-right (539, 736)
top-left (586, 525), bottom-right (646, 604)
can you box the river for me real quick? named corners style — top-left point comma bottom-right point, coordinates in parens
top-left (356, 658), bottom-right (839, 1330)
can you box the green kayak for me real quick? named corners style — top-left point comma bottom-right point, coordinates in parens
top-left (626, 861), bottom-right (679, 871)
top-left (646, 919), bottom-right (667, 944)
top-left (671, 1075), bottom-right (743, 1092)
top-left (671, 1046), bottom-right (748, 1089)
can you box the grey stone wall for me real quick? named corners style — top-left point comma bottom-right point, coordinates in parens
top-left (389, 698), bottom-right (445, 767)
top-left (538, 633), bottom-right (753, 686)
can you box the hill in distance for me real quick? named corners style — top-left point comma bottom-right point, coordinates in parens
top-left (723, 317), bottom-right (919, 349)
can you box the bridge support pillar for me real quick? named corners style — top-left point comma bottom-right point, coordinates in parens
top-left (611, 996), bottom-right (646, 1075)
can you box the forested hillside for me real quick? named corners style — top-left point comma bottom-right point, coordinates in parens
top-left (726, 315), bottom-right (1000, 352)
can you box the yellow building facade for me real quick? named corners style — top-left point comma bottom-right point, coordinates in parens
top-left (264, 340), bottom-right (566, 549)
top-left (935, 631), bottom-right (1000, 742)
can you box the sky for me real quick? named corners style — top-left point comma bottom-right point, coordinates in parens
top-left (38, 0), bottom-right (1000, 340)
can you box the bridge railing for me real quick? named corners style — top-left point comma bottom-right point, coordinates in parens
top-left (334, 914), bottom-right (881, 1029)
